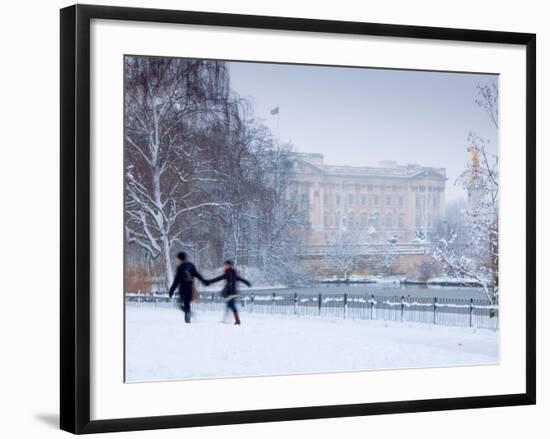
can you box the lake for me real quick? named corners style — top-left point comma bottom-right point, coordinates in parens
top-left (246, 283), bottom-right (488, 301)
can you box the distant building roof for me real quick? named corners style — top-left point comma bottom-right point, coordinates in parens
top-left (292, 152), bottom-right (446, 180)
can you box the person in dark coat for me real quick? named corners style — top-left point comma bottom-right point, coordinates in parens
top-left (207, 260), bottom-right (251, 325)
top-left (168, 251), bottom-right (209, 323)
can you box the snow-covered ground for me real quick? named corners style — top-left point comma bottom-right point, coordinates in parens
top-left (125, 305), bottom-right (499, 382)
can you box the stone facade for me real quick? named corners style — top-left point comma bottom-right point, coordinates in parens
top-left (290, 153), bottom-right (447, 246)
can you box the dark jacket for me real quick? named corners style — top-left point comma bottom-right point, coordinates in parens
top-left (209, 268), bottom-right (251, 298)
top-left (169, 261), bottom-right (207, 298)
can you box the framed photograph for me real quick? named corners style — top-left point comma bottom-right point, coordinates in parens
top-left (60, 4), bottom-right (536, 434)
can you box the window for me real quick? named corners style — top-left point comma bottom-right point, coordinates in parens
top-left (385, 213), bottom-right (392, 228)
top-left (398, 195), bottom-right (404, 207)
top-left (416, 195), bottom-right (422, 209)
top-left (415, 215), bottom-right (422, 227)
top-left (374, 195), bottom-right (379, 206)
top-left (361, 213), bottom-right (368, 226)
top-left (433, 196), bottom-right (438, 208)
top-left (323, 194), bottom-right (329, 205)
top-left (301, 193), bottom-right (309, 208)
top-left (336, 194), bottom-right (341, 206)
top-left (324, 214), bottom-right (329, 227)
top-left (398, 213), bottom-right (404, 228)
top-left (348, 194), bottom-right (354, 205)
top-left (386, 195), bottom-right (392, 206)
top-left (361, 194), bottom-right (367, 205)
top-left (348, 213), bottom-right (355, 227)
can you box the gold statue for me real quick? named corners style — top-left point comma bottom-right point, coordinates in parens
top-left (468, 144), bottom-right (480, 180)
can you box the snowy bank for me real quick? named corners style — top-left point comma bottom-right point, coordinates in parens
top-left (125, 306), bottom-right (499, 382)
top-left (426, 277), bottom-right (483, 287)
top-left (320, 276), bottom-right (487, 287)
top-left (321, 275), bottom-right (401, 284)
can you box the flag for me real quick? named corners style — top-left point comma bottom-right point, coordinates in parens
top-left (270, 106), bottom-right (279, 115)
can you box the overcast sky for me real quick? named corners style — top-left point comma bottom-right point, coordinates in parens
top-left (228, 61), bottom-right (498, 203)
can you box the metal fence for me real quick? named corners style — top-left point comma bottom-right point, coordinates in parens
top-left (126, 291), bottom-right (499, 330)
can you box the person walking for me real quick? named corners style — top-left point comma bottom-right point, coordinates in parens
top-left (168, 251), bottom-right (209, 323)
top-left (208, 260), bottom-right (251, 325)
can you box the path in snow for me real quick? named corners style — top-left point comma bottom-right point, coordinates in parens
top-left (125, 305), bottom-right (498, 382)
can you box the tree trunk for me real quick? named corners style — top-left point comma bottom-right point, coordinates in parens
top-left (162, 234), bottom-right (173, 293)
top-left (152, 166), bottom-right (173, 292)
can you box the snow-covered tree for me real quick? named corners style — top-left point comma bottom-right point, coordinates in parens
top-left (432, 82), bottom-right (499, 304)
top-left (252, 142), bottom-right (310, 283)
top-left (124, 56), bottom-right (311, 291)
top-left (380, 236), bottom-right (398, 276)
top-left (331, 228), bottom-right (366, 280)
top-left (124, 57), bottom-right (236, 289)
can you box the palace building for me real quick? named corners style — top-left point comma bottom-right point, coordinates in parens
top-left (290, 153), bottom-right (447, 246)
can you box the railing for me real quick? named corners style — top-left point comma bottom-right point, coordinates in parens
top-left (126, 291), bottom-right (498, 330)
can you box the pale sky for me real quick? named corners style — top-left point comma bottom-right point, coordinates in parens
top-left (228, 61), bottom-right (498, 203)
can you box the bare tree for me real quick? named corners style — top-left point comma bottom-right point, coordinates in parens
top-left (380, 237), bottom-right (398, 276)
top-left (254, 142), bottom-right (310, 283)
top-left (124, 57), bottom-right (234, 290)
top-left (433, 81), bottom-right (499, 303)
top-left (475, 82), bottom-right (499, 129)
top-left (124, 57), bottom-right (313, 292)
top-left (329, 225), bottom-right (379, 280)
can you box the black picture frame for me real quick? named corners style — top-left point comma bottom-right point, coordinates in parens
top-left (60, 4), bottom-right (536, 434)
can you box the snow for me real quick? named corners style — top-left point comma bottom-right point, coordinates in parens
top-left (125, 305), bottom-right (499, 383)
top-left (427, 277), bottom-right (481, 285)
top-left (318, 276), bottom-right (488, 287)
top-left (321, 275), bottom-right (401, 284)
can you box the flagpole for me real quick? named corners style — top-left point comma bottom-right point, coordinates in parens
top-left (271, 105), bottom-right (280, 147)
top-left (277, 104), bottom-right (280, 147)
